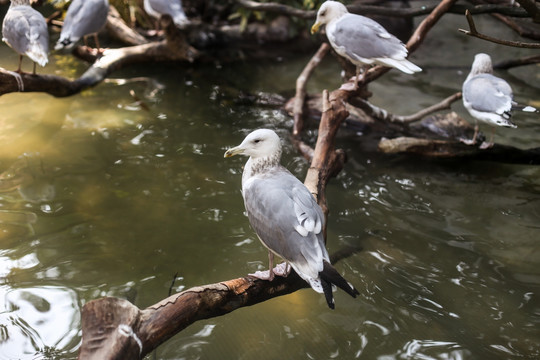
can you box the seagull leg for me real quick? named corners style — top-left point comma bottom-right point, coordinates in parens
top-left (248, 251), bottom-right (275, 281)
top-left (461, 123), bottom-right (479, 145)
top-left (479, 128), bottom-right (495, 149)
top-left (267, 252), bottom-right (275, 281)
top-left (32, 61), bottom-right (37, 75)
top-left (17, 55), bottom-right (23, 73)
top-left (353, 66), bottom-right (360, 91)
top-left (272, 262), bottom-right (291, 277)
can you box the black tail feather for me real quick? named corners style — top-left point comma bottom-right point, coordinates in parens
top-left (320, 260), bottom-right (360, 304)
top-left (321, 278), bottom-right (335, 309)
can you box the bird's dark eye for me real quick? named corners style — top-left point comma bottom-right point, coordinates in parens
top-left (320, 10), bottom-right (326, 16)
top-left (254, 139), bottom-right (261, 143)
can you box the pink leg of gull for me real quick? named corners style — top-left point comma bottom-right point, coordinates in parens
top-left (249, 253), bottom-right (292, 280)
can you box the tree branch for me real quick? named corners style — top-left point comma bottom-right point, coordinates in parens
top-left (459, 9), bottom-right (540, 48)
top-left (293, 43), bottom-right (330, 137)
top-left (378, 136), bottom-right (540, 164)
top-left (349, 92), bottom-right (462, 124)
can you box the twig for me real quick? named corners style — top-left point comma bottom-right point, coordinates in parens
top-left (459, 9), bottom-right (540, 48)
top-left (491, 12), bottom-right (540, 41)
top-left (350, 92), bottom-right (462, 124)
top-left (293, 43), bottom-right (330, 136)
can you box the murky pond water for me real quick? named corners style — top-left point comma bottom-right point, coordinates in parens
top-left (1, 4), bottom-right (540, 360)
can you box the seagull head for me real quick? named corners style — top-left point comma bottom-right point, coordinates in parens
top-left (470, 53), bottom-right (493, 76)
top-left (311, 1), bottom-right (348, 34)
top-left (224, 129), bottom-right (282, 160)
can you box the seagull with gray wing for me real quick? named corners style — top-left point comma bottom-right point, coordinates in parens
top-left (311, 1), bottom-right (420, 90)
top-left (462, 53), bottom-right (537, 149)
top-left (2, 0), bottom-right (49, 74)
top-left (55, 0), bottom-right (109, 51)
top-left (224, 129), bottom-right (359, 309)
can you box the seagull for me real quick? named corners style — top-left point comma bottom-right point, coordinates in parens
top-left (224, 129), bottom-right (359, 309)
top-left (311, 1), bottom-right (421, 89)
top-left (2, 0), bottom-right (49, 74)
top-left (55, 0), bottom-right (109, 51)
top-left (143, 0), bottom-right (189, 28)
top-left (462, 53), bottom-right (537, 148)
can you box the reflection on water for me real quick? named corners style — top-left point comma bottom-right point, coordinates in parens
top-left (0, 286), bottom-right (80, 359)
top-left (0, 10), bottom-right (539, 360)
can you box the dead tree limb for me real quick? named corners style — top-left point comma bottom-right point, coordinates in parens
top-left (79, 273), bottom-right (309, 360)
top-left (304, 89), bottom-right (349, 224)
top-left (293, 43), bottom-right (330, 137)
top-left (349, 92), bottom-right (462, 124)
top-left (0, 15), bottom-right (197, 98)
top-left (379, 136), bottom-right (540, 164)
top-left (459, 9), bottom-right (540, 48)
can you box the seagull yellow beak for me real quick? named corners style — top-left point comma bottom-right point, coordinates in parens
top-left (311, 22), bottom-right (321, 34)
top-left (224, 146), bottom-right (244, 158)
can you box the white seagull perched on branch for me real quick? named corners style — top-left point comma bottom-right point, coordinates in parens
top-left (55, 0), bottom-right (110, 51)
top-left (462, 53), bottom-right (537, 148)
top-left (311, 1), bottom-right (421, 89)
top-left (224, 129), bottom-right (359, 309)
top-left (2, 0), bottom-right (49, 74)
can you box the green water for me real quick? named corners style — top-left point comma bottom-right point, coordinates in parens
top-left (1, 6), bottom-right (540, 360)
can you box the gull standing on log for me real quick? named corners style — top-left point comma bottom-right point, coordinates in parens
top-left (462, 53), bottom-right (537, 149)
top-left (224, 129), bottom-right (359, 309)
top-left (311, 1), bottom-right (420, 89)
top-left (144, 0), bottom-right (189, 28)
top-left (2, 0), bottom-right (49, 74)
top-left (55, 0), bottom-right (110, 51)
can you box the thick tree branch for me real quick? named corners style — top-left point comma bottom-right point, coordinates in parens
top-left (379, 136), bottom-right (540, 164)
top-left (79, 273), bottom-right (308, 360)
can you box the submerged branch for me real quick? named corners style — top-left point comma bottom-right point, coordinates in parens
top-left (379, 136), bottom-right (540, 164)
